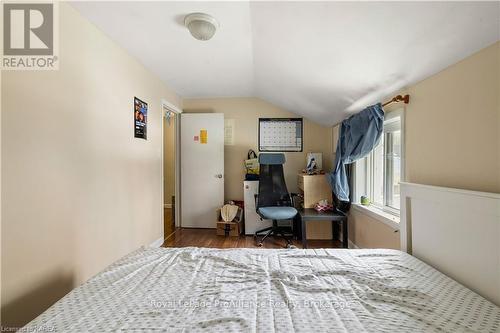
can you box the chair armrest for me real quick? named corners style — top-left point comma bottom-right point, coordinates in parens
top-left (254, 194), bottom-right (265, 219)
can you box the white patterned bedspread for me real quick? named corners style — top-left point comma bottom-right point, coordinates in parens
top-left (24, 247), bottom-right (500, 332)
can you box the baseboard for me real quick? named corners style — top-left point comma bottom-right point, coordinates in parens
top-left (164, 204), bottom-right (172, 209)
top-left (348, 240), bottom-right (360, 249)
top-left (149, 237), bottom-right (164, 248)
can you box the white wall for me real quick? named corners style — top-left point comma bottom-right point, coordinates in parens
top-left (1, 3), bottom-right (181, 327)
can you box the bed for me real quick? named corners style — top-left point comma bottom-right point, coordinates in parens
top-left (23, 246), bottom-right (500, 332)
top-left (24, 182), bottom-right (500, 332)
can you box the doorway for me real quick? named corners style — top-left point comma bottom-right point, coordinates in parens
top-left (162, 100), bottom-right (181, 241)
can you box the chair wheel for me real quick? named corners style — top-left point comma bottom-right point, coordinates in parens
top-left (257, 243), bottom-right (263, 247)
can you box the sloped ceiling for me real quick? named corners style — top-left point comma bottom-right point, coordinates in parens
top-left (71, 1), bottom-right (499, 125)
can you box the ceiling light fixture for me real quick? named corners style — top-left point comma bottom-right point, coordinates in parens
top-left (184, 13), bottom-right (219, 41)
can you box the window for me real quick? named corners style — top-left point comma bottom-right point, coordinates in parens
top-left (354, 110), bottom-right (403, 215)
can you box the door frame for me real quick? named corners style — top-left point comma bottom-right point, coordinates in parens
top-left (161, 99), bottom-right (182, 231)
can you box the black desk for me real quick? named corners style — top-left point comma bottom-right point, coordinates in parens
top-left (298, 209), bottom-right (348, 249)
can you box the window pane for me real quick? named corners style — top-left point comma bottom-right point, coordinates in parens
top-left (354, 157), bottom-right (368, 200)
top-left (372, 138), bottom-right (384, 206)
top-left (386, 130), bottom-right (401, 209)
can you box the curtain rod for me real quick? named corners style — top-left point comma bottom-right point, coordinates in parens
top-left (382, 94), bottom-right (410, 107)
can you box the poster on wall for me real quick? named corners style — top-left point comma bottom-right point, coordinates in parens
top-left (134, 97), bottom-right (148, 140)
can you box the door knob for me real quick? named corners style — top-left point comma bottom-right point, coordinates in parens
top-left (215, 174), bottom-right (223, 179)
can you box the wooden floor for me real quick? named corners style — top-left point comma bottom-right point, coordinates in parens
top-left (163, 228), bottom-right (342, 249)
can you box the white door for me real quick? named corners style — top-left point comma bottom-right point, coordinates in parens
top-left (181, 113), bottom-right (224, 228)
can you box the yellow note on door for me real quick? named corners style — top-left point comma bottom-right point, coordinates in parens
top-left (200, 129), bottom-right (208, 144)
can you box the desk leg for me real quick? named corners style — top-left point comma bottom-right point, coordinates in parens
top-left (342, 218), bottom-right (348, 248)
top-left (301, 218), bottom-right (307, 249)
top-left (332, 221), bottom-right (340, 241)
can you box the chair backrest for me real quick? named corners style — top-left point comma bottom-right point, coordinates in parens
top-left (257, 153), bottom-right (291, 208)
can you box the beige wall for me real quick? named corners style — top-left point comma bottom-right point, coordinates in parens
top-left (349, 41), bottom-right (500, 249)
top-left (1, 3), bottom-right (181, 328)
top-left (403, 41), bottom-right (499, 193)
top-left (163, 116), bottom-right (176, 205)
top-left (183, 98), bottom-right (333, 201)
top-left (348, 210), bottom-right (400, 249)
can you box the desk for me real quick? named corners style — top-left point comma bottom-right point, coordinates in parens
top-left (298, 209), bottom-right (348, 248)
top-left (297, 174), bottom-right (333, 239)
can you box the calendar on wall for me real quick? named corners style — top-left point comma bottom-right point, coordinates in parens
top-left (259, 118), bottom-right (303, 152)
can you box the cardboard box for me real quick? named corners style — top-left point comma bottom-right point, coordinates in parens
top-left (216, 220), bottom-right (243, 237)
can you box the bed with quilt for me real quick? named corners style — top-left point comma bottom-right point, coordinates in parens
top-left (24, 247), bottom-right (500, 332)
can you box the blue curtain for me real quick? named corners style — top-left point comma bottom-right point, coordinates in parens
top-left (328, 103), bottom-right (384, 201)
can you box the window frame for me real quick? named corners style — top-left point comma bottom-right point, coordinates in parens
top-left (353, 108), bottom-right (405, 217)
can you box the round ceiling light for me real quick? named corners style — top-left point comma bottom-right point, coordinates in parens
top-left (184, 13), bottom-right (219, 41)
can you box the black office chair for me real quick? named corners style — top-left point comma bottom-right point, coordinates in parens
top-left (254, 153), bottom-right (298, 248)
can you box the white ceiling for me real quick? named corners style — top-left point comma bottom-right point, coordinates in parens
top-left (71, 1), bottom-right (499, 125)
